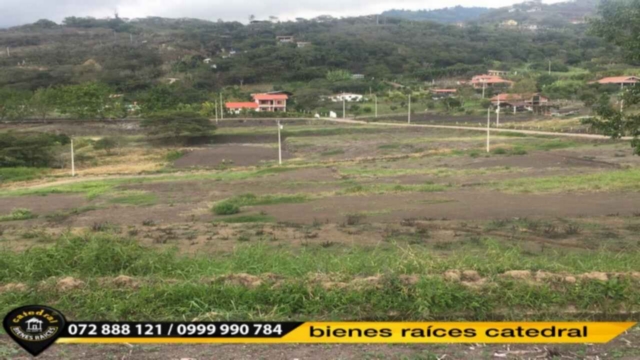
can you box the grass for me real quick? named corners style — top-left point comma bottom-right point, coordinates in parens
top-left (0, 233), bottom-right (639, 321)
top-left (233, 193), bottom-right (308, 206)
top-left (213, 202), bottom-right (241, 215)
top-left (165, 150), bottom-right (186, 162)
top-left (0, 208), bottom-right (36, 222)
top-left (45, 206), bottom-right (98, 223)
top-left (109, 192), bottom-right (158, 206)
top-left (0, 167), bottom-right (48, 183)
top-left (320, 149), bottom-right (345, 156)
top-left (0, 166), bottom-right (300, 199)
top-left (492, 168), bottom-right (640, 193)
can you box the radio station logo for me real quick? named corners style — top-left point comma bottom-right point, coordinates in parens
top-left (2, 305), bottom-right (67, 356)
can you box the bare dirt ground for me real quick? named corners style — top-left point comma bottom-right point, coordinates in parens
top-left (253, 191), bottom-right (640, 223)
top-left (174, 145), bottom-right (293, 168)
top-left (2, 333), bottom-right (640, 360)
top-left (0, 194), bottom-right (87, 214)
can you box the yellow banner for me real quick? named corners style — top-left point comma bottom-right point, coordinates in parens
top-left (59, 322), bottom-right (636, 344)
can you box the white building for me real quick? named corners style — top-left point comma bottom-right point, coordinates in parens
top-left (330, 93), bottom-right (364, 102)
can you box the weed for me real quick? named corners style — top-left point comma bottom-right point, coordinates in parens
top-left (213, 202), bottom-right (241, 215)
top-left (344, 213), bottom-right (365, 226)
top-left (91, 222), bottom-right (118, 233)
top-left (564, 223), bottom-right (582, 236)
top-left (0, 208), bottom-right (36, 222)
top-left (165, 150), bottom-right (185, 162)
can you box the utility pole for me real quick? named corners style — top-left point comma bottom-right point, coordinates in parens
top-left (408, 94), bottom-right (411, 124)
top-left (486, 107), bottom-right (491, 153)
top-left (214, 101), bottom-right (218, 124)
top-left (70, 139), bottom-right (75, 177)
top-left (343, 98), bottom-right (346, 119)
top-left (548, 60), bottom-right (551, 75)
top-left (6, 47), bottom-right (10, 57)
top-left (277, 120), bottom-right (283, 165)
top-left (482, 81), bottom-right (486, 99)
top-left (496, 97), bottom-right (501, 127)
top-left (220, 93), bottom-right (224, 120)
top-left (374, 95), bottom-right (378, 118)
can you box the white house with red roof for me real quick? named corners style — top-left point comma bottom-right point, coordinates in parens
top-left (225, 93), bottom-right (289, 114)
top-left (471, 75), bottom-right (514, 89)
top-left (252, 93), bottom-right (288, 112)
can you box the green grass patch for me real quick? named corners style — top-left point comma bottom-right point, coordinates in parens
top-left (320, 149), bottom-right (345, 156)
top-left (45, 206), bottom-right (98, 223)
top-left (108, 192), bottom-right (158, 206)
top-left (0, 167), bottom-right (48, 183)
top-left (0, 234), bottom-right (639, 321)
top-left (378, 143), bottom-right (402, 149)
top-left (493, 168), bottom-right (640, 193)
top-left (213, 202), bottom-right (241, 215)
top-left (0, 208), bottom-right (36, 222)
top-left (165, 150), bottom-right (186, 162)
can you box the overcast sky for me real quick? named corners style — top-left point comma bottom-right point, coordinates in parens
top-left (0, 0), bottom-right (557, 28)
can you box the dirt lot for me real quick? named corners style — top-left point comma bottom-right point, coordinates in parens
top-left (174, 145), bottom-right (293, 168)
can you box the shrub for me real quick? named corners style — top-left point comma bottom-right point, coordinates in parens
top-left (0, 208), bottom-right (36, 222)
top-left (0, 132), bottom-right (68, 168)
top-left (213, 202), bottom-right (240, 215)
top-left (94, 136), bottom-right (123, 154)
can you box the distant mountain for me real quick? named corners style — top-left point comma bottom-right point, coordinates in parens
top-left (476, 0), bottom-right (599, 27)
top-left (381, 6), bottom-right (491, 23)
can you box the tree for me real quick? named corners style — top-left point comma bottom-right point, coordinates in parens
top-left (0, 90), bottom-right (32, 121)
top-left (586, 0), bottom-right (640, 154)
top-left (0, 132), bottom-right (68, 167)
top-left (56, 83), bottom-right (120, 119)
top-left (30, 87), bottom-right (58, 121)
top-left (512, 78), bottom-right (537, 94)
top-left (141, 111), bottom-right (216, 144)
top-left (94, 136), bottom-right (121, 155)
top-left (590, 0), bottom-right (640, 64)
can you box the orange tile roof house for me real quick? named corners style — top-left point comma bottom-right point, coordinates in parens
top-left (225, 94), bottom-right (289, 114)
top-left (591, 76), bottom-right (639, 86)
top-left (471, 75), bottom-right (514, 89)
top-left (225, 102), bottom-right (258, 114)
top-left (252, 93), bottom-right (288, 112)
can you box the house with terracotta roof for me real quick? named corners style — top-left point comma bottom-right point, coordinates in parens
top-left (471, 75), bottom-right (514, 89)
top-left (252, 93), bottom-right (288, 112)
top-left (226, 102), bottom-right (259, 114)
top-left (591, 76), bottom-right (639, 88)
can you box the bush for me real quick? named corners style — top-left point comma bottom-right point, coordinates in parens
top-left (213, 202), bottom-right (240, 215)
top-left (0, 132), bottom-right (68, 168)
top-left (93, 136), bottom-right (122, 154)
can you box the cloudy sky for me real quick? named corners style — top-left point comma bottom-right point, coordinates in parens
top-left (0, 0), bottom-right (554, 28)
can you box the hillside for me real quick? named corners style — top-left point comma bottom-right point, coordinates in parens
top-left (477, 0), bottom-right (599, 27)
top-left (0, 10), bottom-right (616, 97)
top-left (381, 6), bottom-right (490, 23)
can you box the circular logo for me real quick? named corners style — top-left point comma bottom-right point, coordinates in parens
top-left (3, 305), bottom-right (66, 356)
